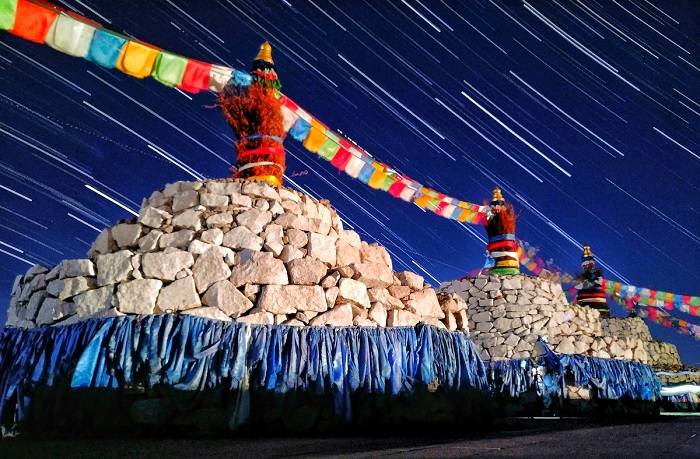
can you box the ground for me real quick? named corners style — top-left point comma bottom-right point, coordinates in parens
top-left (2, 416), bottom-right (698, 458)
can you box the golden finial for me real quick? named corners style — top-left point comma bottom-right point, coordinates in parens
top-left (582, 244), bottom-right (593, 258)
top-left (254, 41), bottom-right (274, 64)
top-left (492, 187), bottom-right (504, 203)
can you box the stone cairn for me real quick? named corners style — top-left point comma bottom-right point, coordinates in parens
top-left (6, 179), bottom-right (468, 332)
top-left (574, 244), bottom-right (609, 317)
top-left (439, 274), bottom-right (683, 370)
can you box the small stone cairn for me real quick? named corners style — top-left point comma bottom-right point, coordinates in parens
top-left (439, 274), bottom-right (683, 370)
top-left (6, 179), bottom-right (468, 332)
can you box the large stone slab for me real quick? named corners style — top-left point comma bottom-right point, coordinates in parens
top-left (156, 276), bottom-right (201, 312)
top-left (306, 232), bottom-right (337, 266)
top-left (222, 226), bottom-right (264, 251)
top-left (309, 303), bottom-right (352, 326)
top-left (181, 306), bottom-right (232, 322)
top-left (350, 262), bottom-right (393, 289)
top-left (287, 257), bottom-right (327, 285)
top-left (142, 250), bottom-right (194, 281)
top-left (359, 243), bottom-right (392, 269)
top-left (257, 285), bottom-right (327, 314)
top-left (116, 279), bottom-right (162, 314)
top-left (405, 288), bottom-right (444, 319)
top-left (202, 280), bottom-right (253, 318)
top-left (192, 247), bottom-right (231, 293)
top-left (337, 278), bottom-right (371, 309)
top-left (60, 259), bottom-right (95, 279)
top-left (46, 277), bottom-right (95, 300)
top-left (73, 285), bottom-right (114, 317)
top-left (112, 223), bottom-right (142, 249)
top-left (96, 250), bottom-right (134, 286)
top-left (230, 253), bottom-right (289, 287)
top-left (236, 208), bottom-right (272, 234)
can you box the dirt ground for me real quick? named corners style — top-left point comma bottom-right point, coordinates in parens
top-left (1, 416), bottom-right (698, 459)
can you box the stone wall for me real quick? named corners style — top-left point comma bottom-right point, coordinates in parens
top-left (646, 341), bottom-right (683, 371)
top-left (439, 274), bottom-right (681, 368)
top-left (5, 179), bottom-right (468, 332)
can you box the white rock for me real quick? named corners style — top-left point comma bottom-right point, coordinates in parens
top-left (396, 271), bottom-right (424, 291)
top-left (74, 285), bottom-right (114, 317)
top-left (159, 229), bottom-right (195, 249)
top-left (405, 289), bottom-right (444, 319)
top-left (138, 230), bottom-right (162, 252)
top-left (142, 250), bottom-right (194, 281)
top-left (369, 302), bottom-right (387, 327)
top-left (96, 250), bottom-right (134, 286)
top-left (188, 240), bottom-right (215, 255)
top-left (156, 276), bottom-right (201, 312)
top-left (336, 239), bottom-right (361, 267)
top-left (236, 208), bottom-right (272, 234)
top-left (235, 311), bottom-right (273, 325)
top-left (285, 228), bottom-right (308, 248)
top-left (116, 278), bottom-right (162, 314)
top-left (200, 193), bottom-right (229, 208)
top-left (172, 189), bottom-right (199, 212)
top-left (337, 278), bottom-right (371, 309)
top-left (278, 244), bottom-right (304, 263)
top-left (172, 209), bottom-right (202, 231)
top-left (181, 306), bottom-right (232, 322)
top-left (112, 223), bottom-right (142, 248)
top-left (222, 226), bottom-right (264, 251)
top-left (206, 181), bottom-right (241, 195)
top-left (359, 243), bottom-right (392, 269)
top-left (139, 206), bottom-right (169, 228)
top-left (201, 228), bottom-right (224, 245)
top-left (257, 285), bottom-right (327, 314)
top-left (192, 247), bottom-right (231, 293)
top-left (90, 228), bottom-right (116, 256)
top-left (24, 290), bottom-right (49, 321)
top-left (47, 277), bottom-right (95, 300)
top-left (350, 262), bottom-right (394, 289)
top-left (309, 303), bottom-right (352, 326)
top-left (60, 259), bottom-right (95, 279)
top-left (230, 252), bottom-right (289, 287)
top-left (202, 280), bottom-right (253, 318)
top-left (306, 232), bottom-right (337, 266)
top-left (386, 309), bottom-right (421, 327)
top-left (287, 257), bottom-right (327, 285)
top-left (36, 298), bottom-right (75, 325)
top-left (206, 211), bottom-right (233, 228)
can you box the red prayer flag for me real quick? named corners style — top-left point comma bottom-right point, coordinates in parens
top-left (387, 180), bottom-right (406, 198)
top-left (10, 0), bottom-right (60, 43)
top-left (178, 59), bottom-right (212, 93)
top-left (330, 148), bottom-right (351, 170)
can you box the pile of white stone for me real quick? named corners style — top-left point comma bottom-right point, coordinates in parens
top-left (6, 179), bottom-right (468, 332)
top-left (439, 274), bottom-right (681, 367)
top-left (646, 341), bottom-right (683, 371)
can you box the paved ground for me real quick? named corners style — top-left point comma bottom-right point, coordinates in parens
top-left (2, 416), bottom-right (698, 459)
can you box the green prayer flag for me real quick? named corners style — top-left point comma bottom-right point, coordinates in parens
top-left (152, 51), bottom-right (188, 87)
top-left (318, 138), bottom-right (340, 160)
top-left (0, 0), bottom-right (18, 30)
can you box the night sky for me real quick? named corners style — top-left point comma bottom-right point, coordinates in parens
top-left (0, 1), bottom-right (698, 363)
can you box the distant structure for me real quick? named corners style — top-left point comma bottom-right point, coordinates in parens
top-left (575, 244), bottom-right (609, 317)
top-left (484, 187), bottom-right (519, 275)
top-left (218, 42), bottom-right (285, 186)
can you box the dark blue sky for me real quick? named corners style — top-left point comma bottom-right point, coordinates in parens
top-left (0, 1), bottom-right (698, 363)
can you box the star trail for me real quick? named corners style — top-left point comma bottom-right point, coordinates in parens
top-left (0, 0), bottom-right (698, 362)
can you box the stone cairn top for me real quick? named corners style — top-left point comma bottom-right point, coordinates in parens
top-left (6, 179), bottom-right (468, 331)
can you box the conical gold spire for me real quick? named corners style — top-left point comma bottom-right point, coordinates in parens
top-left (582, 244), bottom-right (593, 258)
top-left (492, 187), bottom-right (504, 203)
top-left (254, 41), bottom-right (273, 64)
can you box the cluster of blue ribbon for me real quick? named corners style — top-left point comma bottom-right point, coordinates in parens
top-left (489, 339), bottom-right (660, 403)
top-left (0, 317), bottom-right (663, 429)
top-left (0, 315), bottom-right (491, 427)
